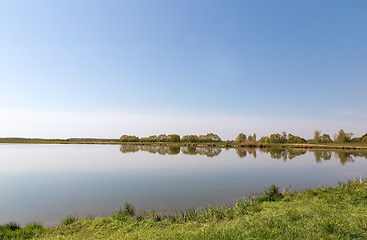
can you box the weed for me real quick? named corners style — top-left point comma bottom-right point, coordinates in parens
top-left (123, 202), bottom-right (136, 217)
top-left (62, 214), bottom-right (77, 225)
top-left (5, 222), bottom-right (20, 231)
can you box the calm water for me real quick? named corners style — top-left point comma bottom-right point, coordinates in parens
top-left (1, 144), bottom-right (367, 226)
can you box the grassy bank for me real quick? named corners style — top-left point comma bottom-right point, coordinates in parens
top-left (2, 179), bottom-right (367, 239)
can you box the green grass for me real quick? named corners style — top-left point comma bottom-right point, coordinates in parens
top-left (62, 215), bottom-right (78, 226)
top-left (3, 179), bottom-right (367, 239)
top-left (0, 222), bottom-right (44, 239)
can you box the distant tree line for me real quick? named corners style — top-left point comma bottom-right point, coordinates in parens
top-left (312, 129), bottom-right (366, 144)
top-left (256, 132), bottom-right (307, 144)
top-left (120, 133), bottom-right (222, 143)
top-left (120, 130), bottom-right (367, 144)
top-left (236, 129), bottom-right (366, 144)
top-left (235, 133), bottom-right (257, 143)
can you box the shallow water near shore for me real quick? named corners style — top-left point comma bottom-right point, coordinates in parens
top-left (0, 144), bottom-right (366, 227)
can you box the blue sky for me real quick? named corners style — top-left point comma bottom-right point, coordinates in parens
top-left (0, 1), bottom-right (366, 139)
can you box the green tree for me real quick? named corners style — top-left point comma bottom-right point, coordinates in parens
top-left (281, 131), bottom-right (287, 143)
top-left (198, 133), bottom-right (222, 142)
top-left (120, 135), bottom-right (140, 142)
top-left (269, 134), bottom-right (282, 143)
top-left (320, 134), bottom-right (332, 143)
top-left (334, 129), bottom-right (353, 143)
top-left (205, 133), bottom-right (221, 142)
top-left (167, 134), bottom-right (180, 142)
top-left (259, 136), bottom-right (270, 143)
top-left (314, 130), bottom-right (321, 143)
top-left (287, 134), bottom-right (307, 143)
top-left (235, 133), bottom-right (247, 143)
top-left (140, 137), bottom-right (148, 142)
top-left (147, 135), bottom-right (158, 142)
top-left (157, 134), bottom-right (168, 142)
top-left (181, 135), bottom-right (199, 142)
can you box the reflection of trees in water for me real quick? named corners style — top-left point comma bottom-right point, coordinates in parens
top-left (140, 145), bottom-right (180, 155)
top-left (334, 151), bottom-right (354, 165)
top-left (119, 145), bottom-right (140, 153)
top-left (120, 145), bottom-right (180, 155)
top-left (236, 149), bottom-right (247, 158)
top-left (259, 148), bottom-right (366, 164)
top-left (258, 148), bottom-right (307, 162)
top-left (120, 145), bottom-right (367, 163)
top-left (236, 148), bottom-right (257, 158)
top-left (314, 151), bottom-right (332, 163)
top-left (120, 145), bottom-right (221, 157)
top-left (181, 146), bottom-right (221, 157)
top-left (313, 150), bottom-right (367, 165)
top-left (287, 149), bottom-right (307, 160)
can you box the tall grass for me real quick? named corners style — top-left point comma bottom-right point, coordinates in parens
top-left (0, 222), bottom-right (44, 239)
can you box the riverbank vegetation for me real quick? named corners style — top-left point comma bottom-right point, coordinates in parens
top-left (2, 178), bottom-right (367, 239)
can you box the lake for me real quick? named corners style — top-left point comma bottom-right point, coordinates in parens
top-left (1, 144), bottom-right (367, 226)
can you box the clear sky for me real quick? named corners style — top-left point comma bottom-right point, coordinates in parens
top-left (0, 0), bottom-right (366, 140)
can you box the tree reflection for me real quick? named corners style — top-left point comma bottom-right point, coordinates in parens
top-left (119, 145), bottom-right (367, 164)
top-left (312, 150), bottom-right (367, 165)
top-left (236, 149), bottom-right (247, 158)
top-left (119, 145), bottom-right (139, 153)
top-left (236, 147), bottom-right (257, 158)
top-left (181, 146), bottom-right (222, 157)
top-left (258, 148), bottom-right (307, 161)
top-left (334, 151), bottom-right (354, 165)
top-left (314, 151), bottom-right (332, 163)
top-left (120, 145), bottom-right (221, 157)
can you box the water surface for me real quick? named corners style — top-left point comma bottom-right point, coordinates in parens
top-left (0, 144), bottom-right (366, 226)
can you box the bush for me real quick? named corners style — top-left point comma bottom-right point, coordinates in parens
top-left (62, 214), bottom-right (77, 225)
top-left (0, 222), bottom-right (44, 239)
top-left (257, 185), bottom-right (284, 203)
top-left (115, 202), bottom-right (135, 218)
top-left (4, 222), bottom-right (20, 231)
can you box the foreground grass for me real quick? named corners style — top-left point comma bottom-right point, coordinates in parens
top-left (2, 179), bottom-right (367, 240)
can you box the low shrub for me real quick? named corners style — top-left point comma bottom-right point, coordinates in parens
top-left (62, 214), bottom-right (77, 225)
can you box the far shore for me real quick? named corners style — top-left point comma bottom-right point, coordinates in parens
top-left (1, 138), bottom-right (367, 150)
